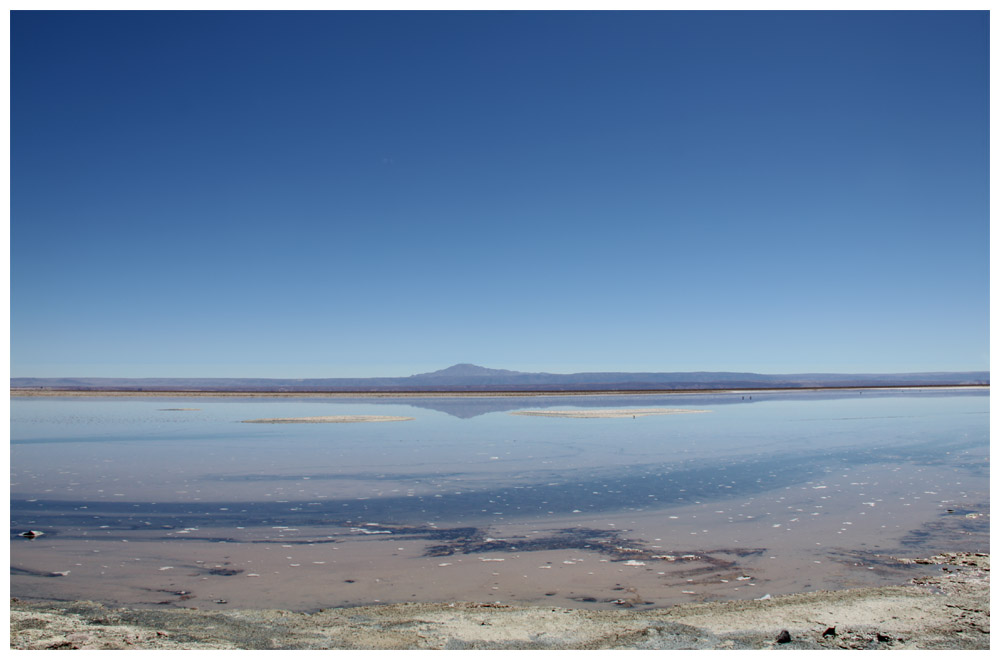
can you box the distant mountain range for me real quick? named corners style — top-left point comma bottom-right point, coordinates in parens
top-left (10, 363), bottom-right (990, 392)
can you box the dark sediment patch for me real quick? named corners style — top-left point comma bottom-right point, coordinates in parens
top-left (207, 567), bottom-right (243, 576)
top-left (420, 526), bottom-right (766, 569)
top-left (11, 566), bottom-right (71, 578)
top-left (143, 588), bottom-right (195, 604)
top-left (247, 538), bottom-right (341, 545)
top-left (897, 504), bottom-right (990, 551)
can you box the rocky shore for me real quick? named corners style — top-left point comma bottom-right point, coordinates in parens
top-left (10, 552), bottom-right (988, 650)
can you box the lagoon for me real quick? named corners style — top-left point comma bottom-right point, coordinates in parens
top-left (10, 389), bottom-right (989, 611)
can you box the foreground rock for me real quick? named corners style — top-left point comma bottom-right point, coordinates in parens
top-left (10, 553), bottom-right (988, 650)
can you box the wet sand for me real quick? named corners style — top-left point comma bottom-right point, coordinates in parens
top-left (241, 415), bottom-right (414, 423)
top-left (510, 408), bottom-right (710, 418)
top-left (9, 552), bottom-right (989, 649)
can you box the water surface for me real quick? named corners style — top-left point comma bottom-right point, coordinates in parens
top-left (10, 389), bottom-right (989, 611)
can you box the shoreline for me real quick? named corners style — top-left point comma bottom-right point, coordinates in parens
top-left (10, 552), bottom-right (989, 650)
top-left (9, 384), bottom-right (989, 399)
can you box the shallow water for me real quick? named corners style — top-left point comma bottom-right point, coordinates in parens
top-left (10, 389), bottom-right (989, 611)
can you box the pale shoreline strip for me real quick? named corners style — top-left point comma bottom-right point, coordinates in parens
top-left (10, 385), bottom-right (988, 399)
top-left (510, 408), bottom-right (711, 418)
top-left (241, 415), bottom-right (414, 424)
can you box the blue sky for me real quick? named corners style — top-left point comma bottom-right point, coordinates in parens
top-left (10, 10), bottom-right (990, 378)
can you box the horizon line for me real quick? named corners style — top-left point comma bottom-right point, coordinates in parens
top-left (10, 364), bottom-right (991, 381)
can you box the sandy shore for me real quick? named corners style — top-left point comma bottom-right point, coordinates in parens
top-left (241, 415), bottom-right (414, 423)
top-left (9, 552), bottom-right (988, 650)
top-left (510, 408), bottom-right (710, 418)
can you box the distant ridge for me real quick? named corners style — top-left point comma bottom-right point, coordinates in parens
top-left (411, 363), bottom-right (526, 379)
top-left (10, 364), bottom-right (990, 393)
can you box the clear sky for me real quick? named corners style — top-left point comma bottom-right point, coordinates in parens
top-left (10, 10), bottom-right (990, 378)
